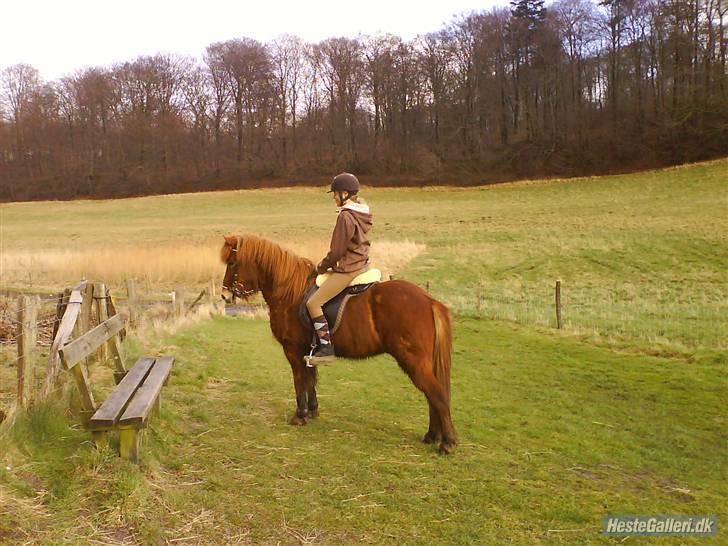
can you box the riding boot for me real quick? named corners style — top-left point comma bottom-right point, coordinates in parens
top-left (307, 315), bottom-right (336, 366)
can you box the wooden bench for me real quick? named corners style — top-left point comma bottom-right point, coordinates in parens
top-left (89, 356), bottom-right (174, 463)
top-left (55, 282), bottom-right (174, 463)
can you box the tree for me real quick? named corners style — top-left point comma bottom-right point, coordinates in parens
top-left (271, 35), bottom-right (305, 172)
top-left (318, 37), bottom-right (364, 164)
top-left (206, 38), bottom-right (271, 177)
top-left (1, 64), bottom-right (41, 185)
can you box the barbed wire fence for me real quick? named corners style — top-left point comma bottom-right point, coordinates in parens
top-left (446, 279), bottom-right (725, 351)
top-left (2, 276), bottom-right (722, 430)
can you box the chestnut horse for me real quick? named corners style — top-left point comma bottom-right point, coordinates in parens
top-left (220, 234), bottom-right (457, 453)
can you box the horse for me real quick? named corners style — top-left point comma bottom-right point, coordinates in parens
top-left (220, 233), bottom-right (457, 454)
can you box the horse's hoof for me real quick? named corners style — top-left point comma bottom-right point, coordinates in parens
top-left (438, 440), bottom-right (456, 455)
top-left (289, 415), bottom-right (307, 426)
top-left (422, 431), bottom-right (441, 444)
top-left (307, 408), bottom-right (319, 418)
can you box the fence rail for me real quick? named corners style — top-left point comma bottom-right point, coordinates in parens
top-left (1, 278), bottom-right (223, 432)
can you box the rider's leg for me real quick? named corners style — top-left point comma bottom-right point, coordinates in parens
top-left (305, 271), bottom-right (359, 364)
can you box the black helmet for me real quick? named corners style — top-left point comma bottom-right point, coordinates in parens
top-left (328, 172), bottom-right (360, 193)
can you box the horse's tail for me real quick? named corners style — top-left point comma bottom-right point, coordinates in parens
top-left (432, 301), bottom-right (452, 403)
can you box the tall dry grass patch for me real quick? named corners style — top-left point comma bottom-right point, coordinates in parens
top-left (1, 243), bottom-right (221, 289)
top-left (1, 238), bottom-right (425, 290)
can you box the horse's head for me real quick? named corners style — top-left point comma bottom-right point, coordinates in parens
top-left (220, 234), bottom-right (260, 303)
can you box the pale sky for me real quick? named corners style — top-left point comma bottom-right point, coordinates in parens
top-left (1, 0), bottom-right (506, 81)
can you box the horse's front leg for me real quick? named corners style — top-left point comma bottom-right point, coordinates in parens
top-left (307, 367), bottom-right (319, 418)
top-left (284, 347), bottom-right (310, 425)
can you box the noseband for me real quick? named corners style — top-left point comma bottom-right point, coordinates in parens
top-left (223, 249), bottom-right (257, 300)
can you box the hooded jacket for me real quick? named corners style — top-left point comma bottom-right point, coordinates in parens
top-left (318, 201), bottom-right (373, 273)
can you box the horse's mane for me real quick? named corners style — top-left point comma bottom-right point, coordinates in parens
top-left (222, 234), bottom-right (314, 304)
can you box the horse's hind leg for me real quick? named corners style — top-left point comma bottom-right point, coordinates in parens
top-left (422, 401), bottom-right (442, 445)
top-left (400, 356), bottom-right (456, 454)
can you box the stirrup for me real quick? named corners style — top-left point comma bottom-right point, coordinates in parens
top-left (305, 339), bottom-right (317, 368)
top-left (305, 353), bottom-right (336, 367)
top-left (305, 341), bottom-right (335, 367)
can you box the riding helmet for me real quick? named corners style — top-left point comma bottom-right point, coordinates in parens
top-left (328, 172), bottom-right (360, 193)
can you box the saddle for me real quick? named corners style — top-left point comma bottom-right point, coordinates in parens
top-left (299, 268), bottom-right (381, 334)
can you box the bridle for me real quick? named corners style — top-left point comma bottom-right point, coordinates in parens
top-left (223, 248), bottom-right (257, 301)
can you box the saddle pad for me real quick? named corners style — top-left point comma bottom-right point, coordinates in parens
top-left (299, 282), bottom-right (377, 335)
top-left (316, 268), bottom-right (382, 288)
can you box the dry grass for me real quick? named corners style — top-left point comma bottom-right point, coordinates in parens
top-left (130, 302), bottom-right (227, 349)
top-left (0, 483), bottom-right (53, 543)
top-left (1, 243), bottom-right (221, 291)
top-left (1, 239), bottom-right (424, 293)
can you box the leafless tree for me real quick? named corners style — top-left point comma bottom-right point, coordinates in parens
top-left (1, 0), bottom-right (726, 201)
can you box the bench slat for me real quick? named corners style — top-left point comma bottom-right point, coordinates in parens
top-left (60, 314), bottom-right (126, 370)
top-left (119, 356), bottom-right (174, 427)
top-left (89, 357), bottom-right (155, 429)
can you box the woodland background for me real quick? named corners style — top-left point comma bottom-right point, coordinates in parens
top-left (1, 0), bottom-right (726, 201)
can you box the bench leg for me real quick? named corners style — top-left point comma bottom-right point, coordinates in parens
top-left (154, 395), bottom-right (162, 416)
top-left (92, 431), bottom-right (108, 450)
top-left (119, 428), bottom-right (141, 463)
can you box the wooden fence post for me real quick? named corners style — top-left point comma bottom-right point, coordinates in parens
top-left (29, 296), bottom-right (40, 401)
top-left (51, 288), bottom-right (71, 343)
top-left (126, 279), bottom-right (139, 327)
top-left (94, 282), bottom-right (109, 363)
top-left (173, 286), bottom-right (184, 317)
top-left (75, 284), bottom-right (93, 371)
top-left (555, 280), bottom-right (563, 329)
top-left (78, 284), bottom-right (93, 337)
top-left (94, 283), bottom-right (126, 381)
top-left (207, 278), bottom-right (216, 305)
top-left (17, 295), bottom-right (38, 409)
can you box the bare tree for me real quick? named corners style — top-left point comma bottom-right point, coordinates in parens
top-left (417, 31), bottom-right (453, 147)
top-left (318, 37), bottom-right (365, 163)
top-left (206, 38), bottom-right (271, 177)
top-left (1, 64), bottom-right (41, 186)
top-left (2, 1), bottom-right (727, 201)
top-left (182, 65), bottom-right (212, 179)
top-left (271, 35), bottom-right (305, 172)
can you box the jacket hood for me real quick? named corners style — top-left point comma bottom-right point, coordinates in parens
top-left (341, 201), bottom-right (370, 214)
top-left (340, 202), bottom-right (372, 233)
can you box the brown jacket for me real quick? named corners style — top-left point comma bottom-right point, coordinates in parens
top-left (318, 202), bottom-right (373, 273)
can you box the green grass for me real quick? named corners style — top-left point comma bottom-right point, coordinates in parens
top-left (1, 316), bottom-right (725, 543)
top-left (2, 159), bottom-right (726, 354)
top-left (0, 159), bottom-right (726, 543)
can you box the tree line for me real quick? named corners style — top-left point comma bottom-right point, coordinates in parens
top-left (1, 0), bottom-right (726, 201)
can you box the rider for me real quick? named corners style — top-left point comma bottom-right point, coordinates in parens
top-left (306, 172), bottom-right (373, 365)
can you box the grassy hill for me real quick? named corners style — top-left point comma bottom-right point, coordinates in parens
top-left (0, 159), bottom-right (726, 543)
top-left (2, 158), bottom-right (726, 354)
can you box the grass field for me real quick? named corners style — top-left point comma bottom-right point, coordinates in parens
top-left (0, 159), bottom-right (726, 544)
top-left (2, 158), bottom-right (726, 354)
top-left (1, 316), bottom-right (725, 544)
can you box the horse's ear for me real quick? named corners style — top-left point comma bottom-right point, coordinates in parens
top-left (223, 234), bottom-right (244, 256)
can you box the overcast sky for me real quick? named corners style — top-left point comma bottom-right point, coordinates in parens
top-left (2, 0), bottom-right (507, 81)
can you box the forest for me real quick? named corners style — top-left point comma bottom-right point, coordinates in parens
top-left (1, 0), bottom-right (726, 201)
